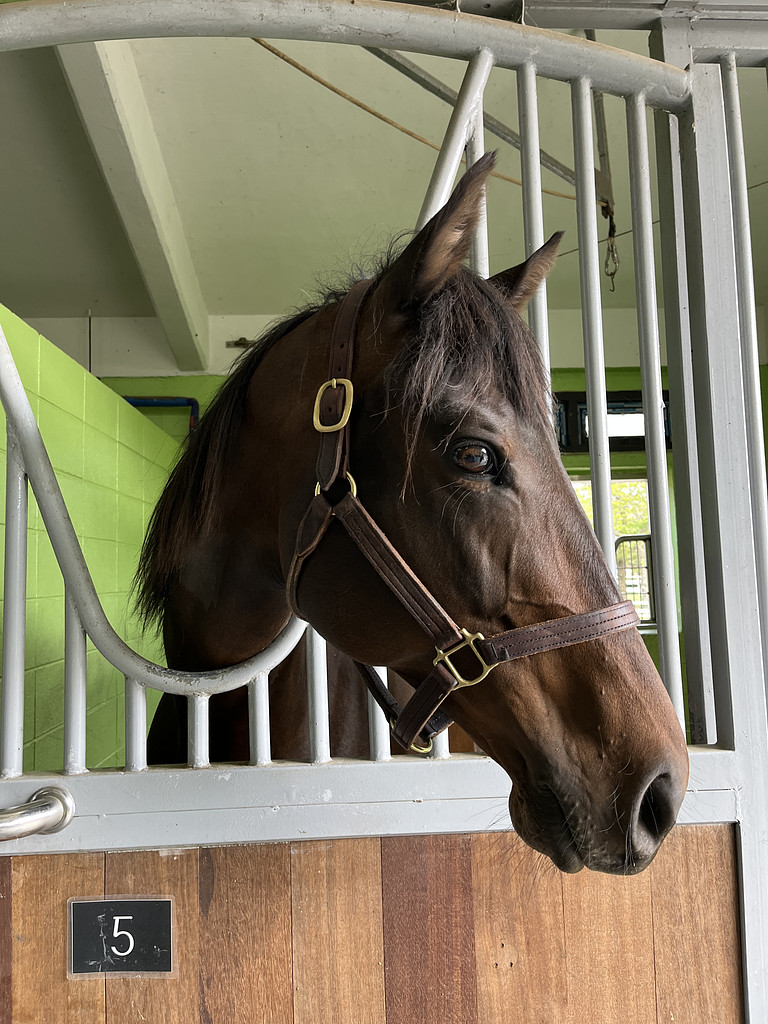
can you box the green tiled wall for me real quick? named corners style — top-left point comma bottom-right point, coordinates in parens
top-left (0, 305), bottom-right (178, 772)
top-left (101, 376), bottom-right (224, 445)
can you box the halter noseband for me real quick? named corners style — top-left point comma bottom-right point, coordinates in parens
top-left (287, 280), bottom-right (639, 753)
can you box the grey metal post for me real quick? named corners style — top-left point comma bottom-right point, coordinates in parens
top-left (368, 668), bottom-right (391, 762)
top-left (466, 105), bottom-right (489, 279)
top-left (680, 64), bottom-right (768, 1020)
top-left (187, 693), bottom-right (209, 768)
top-left (625, 92), bottom-right (685, 728)
top-left (306, 628), bottom-right (331, 764)
top-left (63, 588), bottom-right (87, 774)
top-left (720, 53), bottom-right (768, 696)
top-left (650, 22), bottom-right (716, 744)
top-left (416, 48), bottom-right (494, 230)
top-left (571, 76), bottom-right (616, 573)
top-left (1, 428), bottom-right (28, 779)
top-left (248, 672), bottom-right (271, 766)
top-left (124, 677), bottom-right (147, 772)
top-left (517, 61), bottom-right (551, 370)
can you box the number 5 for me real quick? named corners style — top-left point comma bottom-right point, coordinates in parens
top-left (111, 916), bottom-right (134, 957)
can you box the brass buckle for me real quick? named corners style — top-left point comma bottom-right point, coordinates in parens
top-left (434, 628), bottom-right (495, 688)
top-left (313, 378), bottom-right (354, 433)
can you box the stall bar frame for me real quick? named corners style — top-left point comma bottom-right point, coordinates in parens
top-left (0, 3), bottom-right (766, 1018)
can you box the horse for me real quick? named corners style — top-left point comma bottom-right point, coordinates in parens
top-left (137, 153), bottom-right (689, 875)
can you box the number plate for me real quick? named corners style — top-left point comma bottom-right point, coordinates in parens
top-left (68, 897), bottom-right (175, 978)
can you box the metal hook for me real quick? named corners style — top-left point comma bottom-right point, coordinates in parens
top-left (604, 213), bottom-right (619, 292)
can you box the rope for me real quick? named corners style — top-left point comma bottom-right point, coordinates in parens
top-left (253, 38), bottom-right (580, 203)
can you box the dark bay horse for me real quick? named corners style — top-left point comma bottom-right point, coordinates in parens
top-left (138, 153), bottom-right (688, 874)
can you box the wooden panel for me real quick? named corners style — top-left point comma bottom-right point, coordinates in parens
top-left (291, 838), bottom-right (385, 1024)
top-left (198, 844), bottom-right (292, 1024)
top-left (650, 824), bottom-right (744, 1024)
top-left (0, 858), bottom-right (11, 1024)
top-left (471, 832), bottom-right (567, 1024)
top-left (381, 834), bottom-right (477, 1024)
top-left (561, 859), bottom-right (657, 1023)
top-left (105, 847), bottom-right (198, 1024)
top-left (11, 852), bottom-right (105, 1024)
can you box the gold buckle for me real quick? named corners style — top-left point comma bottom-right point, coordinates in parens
top-left (388, 717), bottom-right (433, 755)
top-left (434, 628), bottom-right (494, 688)
top-left (313, 378), bottom-right (354, 433)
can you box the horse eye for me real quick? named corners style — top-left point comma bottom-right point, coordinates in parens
top-left (451, 442), bottom-right (497, 475)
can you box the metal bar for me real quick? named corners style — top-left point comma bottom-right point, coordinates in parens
top-left (0, 787), bottom-right (75, 842)
top-left (466, 104), bottom-right (489, 278)
top-left (625, 91), bottom-right (686, 728)
top-left (429, 730), bottom-right (451, 760)
top-left (650, 22), bottom-right (716, 745)
top-left (64, 588), bottom-right (88, 775)
top-left (416, 48), bottom-right (494, 230)
top-left (585, 29), bottom-right (615, 216)
top-left (124, 677), bottom-right (147, 772)
top-left (1, 427), bottom-right (28, 779)
top-left (188, 693), bottom-right (210, 768)
top-left (0, 319), bottom-right (307, 697)
top-left (306, 628), bottom-right (331, 764)
top-left (368, 668), bottom-right (392, 762)
top-left (0, 1), bottom-right (691, 111)
top-left (365, 46), bottom-right (581, 190)
top-left (680, 65), bottom-right (768, 1018)
top-left (720, 53), bottom-right (768, 698)
top-left (571, 77), bottom-right (616, 573)
top-left (517, 61), bottom-right (551, 371)
top-left (248, 672), bottom-right (271, 766)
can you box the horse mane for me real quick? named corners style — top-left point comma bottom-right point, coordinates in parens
top-left (134, 259), bottom-right (552, 632)
top-left (133, 302), bottom-right (325, 630)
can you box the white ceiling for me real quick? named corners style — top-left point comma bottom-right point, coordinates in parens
top-left (0, 18), bottom-right (766, 371)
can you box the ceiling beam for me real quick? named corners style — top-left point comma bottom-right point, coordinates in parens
top-left (57, 40), bottom-right (209, 371)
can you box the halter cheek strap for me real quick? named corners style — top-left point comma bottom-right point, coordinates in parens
top-left (288, 281), bottom-right (640, 753)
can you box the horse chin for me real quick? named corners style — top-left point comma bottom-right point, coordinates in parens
top-left (508, 787), bottom-right (586, 874)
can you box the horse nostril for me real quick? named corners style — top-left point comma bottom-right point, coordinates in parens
top-left (634, 771), bottom-right (678, 855)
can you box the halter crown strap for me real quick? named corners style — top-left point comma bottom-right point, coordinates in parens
top-left (289, 281), bottom-right (642, 753)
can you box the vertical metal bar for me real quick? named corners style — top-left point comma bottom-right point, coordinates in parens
top-left (680, 66), bottom-right (768, 1017)
top-left (429, 729), bottom-right (451, 760)
top-left (416, 48), bottom-right (494, 230)
top-left (368, 667), bottom-right (391, 762)
top-left (650, 24), bottom-right (716, 745)
top-left (187, 693), bottom-right (210, 769)
top-left (1, 429), bottom-right (28, 779)
top-left (63, 587), bottom-right (87, 774)
top-left (720, 53), bottom-right (768, 696)
top-left (517, 61), bottom-right (551, 370)
top-left (571, 77), bottom-right (616, 572)
top-left (626, 92), bottom-right (686, 728)
top-left (306, 628), bottom-right (331, 764)
top-left (124, 677), bottom-right (147, 772)
top-left (466, 105), bottom-right (489, 278)
top-left (248, 672), bottom-right (271, 766)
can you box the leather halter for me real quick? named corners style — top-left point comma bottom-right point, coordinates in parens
top-left (287, 280), bottom-right (640, 753)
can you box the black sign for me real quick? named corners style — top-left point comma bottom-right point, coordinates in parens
top-left (68, 897), bottom-right (175, 977)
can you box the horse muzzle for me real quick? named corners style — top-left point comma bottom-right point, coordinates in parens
top-left (508, 759), bottom-right (687, 875)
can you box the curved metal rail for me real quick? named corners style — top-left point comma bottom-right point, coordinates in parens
top-left (0, 0), bottom-right (690, 110)
top-left (0, 787), bottom-right (75, 841)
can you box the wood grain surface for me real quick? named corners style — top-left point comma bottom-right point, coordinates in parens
top-left (472, 831), bottom-right (568, 1024)
top-left (0, 857), bottom-right (11, 1024)
top-left (382, 834), bottom-right (478, 1024)
top-left (105, 847), bottom-right (198, 1024)
top-left (11, 852), bottom-right (105, 1024)
top-left (650, 824), bottom-right (744, 1024)
top-left (291, 838), bottom-right (385, 1024)
top-left (198, 844), bottom-right (293, 1024)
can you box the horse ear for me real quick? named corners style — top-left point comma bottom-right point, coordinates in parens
top-left (489, 231), bottom-right (564, 311)
top-left (378, 152), bottom-right (497, 310)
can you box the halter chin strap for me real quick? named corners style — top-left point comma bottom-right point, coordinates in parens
top-left (287, 281), bottom-right (640, 753)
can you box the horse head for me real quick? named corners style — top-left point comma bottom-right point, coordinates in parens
top-left (284, 153), bottom-right (689, 874)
